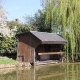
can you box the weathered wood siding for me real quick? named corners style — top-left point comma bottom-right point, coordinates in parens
top-left (17, 33), bottom-right (41, 63)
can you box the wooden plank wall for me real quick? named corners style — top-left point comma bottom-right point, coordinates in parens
top-left (17, 34), bottom-right (30, 62)
top-left (29, 34), bottom-right (41, 63)
top-left (17, 33), bottom-right (41, 63)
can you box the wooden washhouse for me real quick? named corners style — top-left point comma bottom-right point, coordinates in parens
top-left (16, 31), bottom-right (67, 65)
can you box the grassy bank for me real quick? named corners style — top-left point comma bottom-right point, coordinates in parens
top-left (0, 57), bottom-right (18, 64)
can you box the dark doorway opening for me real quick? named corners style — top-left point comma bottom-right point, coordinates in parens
top-left (35, 44), bottom-right (63, 61)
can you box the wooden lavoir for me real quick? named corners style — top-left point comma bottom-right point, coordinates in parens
top-left (17, 31), bottom-right (67, 64)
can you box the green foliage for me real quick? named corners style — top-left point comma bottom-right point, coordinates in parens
top-left (7, 20), bottom-right (31, 34)
top-left (16, 24), bottom-right (31, 34)
top-left (25, 10), bottom-right (52, 32)
top-left (34, 10), bottom-right (52, 32)
top-left (0, 37), bottom-right (17, 55)
top-left (0, 19), bottom-right (32, 55)
top-left (42, 0), bottom-right (80, 62)
top-left (0, 19), bottom-right (31, 55)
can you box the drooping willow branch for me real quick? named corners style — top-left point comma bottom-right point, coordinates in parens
top-left (42, 0), bottom-right (80, 62)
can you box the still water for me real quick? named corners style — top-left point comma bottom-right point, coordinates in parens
top-left (0, 63), bottom-right (80, 80)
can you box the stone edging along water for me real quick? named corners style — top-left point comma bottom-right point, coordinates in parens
top-left (0, 62), bottom-right (31, 69)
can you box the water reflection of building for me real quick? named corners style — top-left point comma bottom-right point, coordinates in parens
top-left (16, 68), bottom-right (35, 80)
top-left (0, 64), bottom-right (79, 80)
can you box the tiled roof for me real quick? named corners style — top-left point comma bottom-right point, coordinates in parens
top-left (17, 31), bottom-right (67, 44)
top-left (30, 31), bottom-right (67, 44)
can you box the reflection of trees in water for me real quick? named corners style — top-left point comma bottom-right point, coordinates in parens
top-left (0, 64), bottom-right (80, 80)
top-left (36, 65), bottom-right (65, 80)
top-left (65, 63), bottom-right (80, 80)
top-left (0, 68), bottom-right (34, 80)
top-left (36, 64), bottom-right (80, 80)
top-left (0, 71), bottom-right (16, 80)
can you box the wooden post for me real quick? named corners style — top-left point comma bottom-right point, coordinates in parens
top-left (17, 39), bottom-right (19, 61)
top-left (34, 50), bottom-right (35, 66)
top-left (61, 54), bottom-right (63, 64)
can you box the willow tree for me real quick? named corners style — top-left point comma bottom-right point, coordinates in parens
top-left (42, 0), bottom-right (80, 62)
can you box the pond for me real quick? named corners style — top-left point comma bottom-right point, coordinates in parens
top-left (0, 63), bottom-right (80, 80)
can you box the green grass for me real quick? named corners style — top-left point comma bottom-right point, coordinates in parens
top-left (0, 57), bottom-right (18, 64)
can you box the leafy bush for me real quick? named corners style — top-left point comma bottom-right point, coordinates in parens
top-left (0, 37), bottom-right (17, 55)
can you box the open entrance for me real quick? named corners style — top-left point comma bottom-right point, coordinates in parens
top-left (35, 44), bottom-right (64, 62)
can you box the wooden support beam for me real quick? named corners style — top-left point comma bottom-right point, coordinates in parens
top-left (38, 52), bottom-right (64, 55)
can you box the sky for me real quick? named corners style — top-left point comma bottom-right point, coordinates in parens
top-left (1, 0), bottom-right (42, 22)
